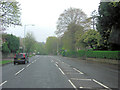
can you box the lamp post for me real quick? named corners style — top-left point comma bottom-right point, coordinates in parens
top-left (24, 24), bottom-right (34, 53)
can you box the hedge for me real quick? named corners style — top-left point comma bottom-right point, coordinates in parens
top-left (62, 50), bottom-right (120, 60)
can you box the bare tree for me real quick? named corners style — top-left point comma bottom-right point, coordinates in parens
top-left (55, 7), bottom-right (91, 36)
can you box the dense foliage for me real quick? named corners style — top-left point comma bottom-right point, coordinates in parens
top-left (45, 36), bottom-right (58, 55)
top-left (2, 33), bottom-right (20, 54)
top-left (24, 32), bottom-right (36, 53)
top-left (97, 2), bottom-right (120, 50)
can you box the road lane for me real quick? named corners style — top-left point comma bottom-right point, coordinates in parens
top-left (51, 56), bottom-right (118, 89)
top-left (1, 55), bottom-right (118, 89)
top-left (2, 56), bottom-right (38, 82)
top-left (2, 55), bottom-right (73, 88)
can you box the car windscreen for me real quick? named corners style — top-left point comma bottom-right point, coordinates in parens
top-left (16, 54), bottom-right (24, 58)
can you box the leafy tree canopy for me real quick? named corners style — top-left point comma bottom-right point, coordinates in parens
top-left (0, 0), bottom-right (21, 31)
top-left (45, 36), bottom-right (58, 55)
top-left (97, 1), bottom-right (120, 50)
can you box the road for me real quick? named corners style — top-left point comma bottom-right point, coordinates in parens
top-left (0, 55), bottom-right (119, 90)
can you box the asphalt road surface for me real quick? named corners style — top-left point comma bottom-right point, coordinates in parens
top-left (0, 55), bottom-right (119, 90)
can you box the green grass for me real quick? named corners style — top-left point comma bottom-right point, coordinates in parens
top-left (0, 60), bottom-right (13, 65)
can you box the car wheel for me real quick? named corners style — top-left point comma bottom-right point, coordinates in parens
top-left (25, 61), bottom-right (27, 64)
top-left (14, 62), bottom-right (16, 65)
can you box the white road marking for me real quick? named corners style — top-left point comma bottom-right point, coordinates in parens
top-left (26, 63), bottom-right (31, 67)
top-left (68, 79), bottom-right (76, 89)
top-left (93, 79), bottom-right (110, 89)
top-left (15, 68), bottom-right (25, 75)
top-left (66, 73), bottom-right (81, 74)
top-left (0, 81), bottom-right (7, 86)
top-left (55, 64), bottom-right (58, 67)
top-left (79, 87), bottom-right (91, 88)
top-left (71, 78), bottom-right (92, 81)
top-left (58, 68), bottom-right (65, 75)
top-left (73, 68), bottom-right (84, 74)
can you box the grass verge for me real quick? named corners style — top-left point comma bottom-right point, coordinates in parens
top-left (0, 60), bottom-right (13, 65)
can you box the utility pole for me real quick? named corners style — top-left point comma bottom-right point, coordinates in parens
top-left (24, 24), bottom-right (35, 53)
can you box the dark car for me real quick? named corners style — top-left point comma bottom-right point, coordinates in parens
top-left (14, 53), bottom-right (29, 65)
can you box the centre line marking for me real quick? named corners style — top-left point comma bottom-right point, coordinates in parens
top-left (68, 79), bottom-right (77, 89)
top-left (73, 68), bottom-right (84, 74)
top-left (0, 81), bottom-right (7, 86)
top-left (58, 68), bottom-right (65, 75)
top-left (79, 87), bottom-right (91, 88)
top-left (93, 79), bottom-right (110, 89)
top-left (26, 63), bottom-right (31, 67)
top-left (71, 78), bottom-right (92, 81)
top-left (15, 68), bottom-right (25, 75)
top-left (55, 64), bottom-right (58, 67)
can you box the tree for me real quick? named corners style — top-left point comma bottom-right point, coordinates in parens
top-left (24, 32), bottom-right (36, 53)
top-left (2, 33), bottom-right (20, 53)
top-left (61, 23), bottom-right (84, 51)
top-left (97, 2), bottom-right (120, 50)
top-left (55, 7), bottom-right (91, 36)
top-left (91, 10), bottom-right (98, 30)
top-left (2, 42), bottom-right (10, 54)
top-left (0, 0), bottom-right (21, 31)
top-left (78, 29), bottom-right (101, 50)
top-left (45, 36), bottom-right (58, 55)
top-left (34, 42), bottom-right (47, 55)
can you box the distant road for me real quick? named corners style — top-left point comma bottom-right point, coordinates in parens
top-left (1, 55), bottom-right (119, 89)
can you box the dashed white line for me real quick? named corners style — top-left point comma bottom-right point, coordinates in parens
top-left (93, 79), bottom-right (110, 89)
top-left (79, 87), bottom-right (91, 88)
top-left (73, 68), bottom-right (84, 74)
top-left (55, 64), bottom-right (58, 67)
top-left (26, 63), bottom-right (31, 67)
top-left (68, 79), bottom-right (76, 89)
top-left (0, 81), bottom-right (7, 86)
top-left (15, 68), bottom-right (25, 75)
top-left (58, 68), bottom-right (65, 75)
top-left (71, 78), bottom-right (92, 81)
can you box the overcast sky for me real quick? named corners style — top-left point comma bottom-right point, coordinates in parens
top-left (5, 0), bottom-right (100, 42)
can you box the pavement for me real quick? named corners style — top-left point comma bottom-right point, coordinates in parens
top-left (0, 55), bottom-right (119, 90)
